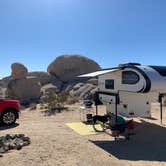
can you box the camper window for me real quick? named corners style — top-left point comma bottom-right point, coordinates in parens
top-left (122, 71), bottom-right (139, 84)
top-left (105, 79), bottom-right (114, 89)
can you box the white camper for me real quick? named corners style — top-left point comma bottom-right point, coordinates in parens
top-left (79, 63), bottom-right (166, 120)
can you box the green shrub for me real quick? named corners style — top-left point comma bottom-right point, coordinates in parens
top-left (43, 91), bottom-right (68, 111)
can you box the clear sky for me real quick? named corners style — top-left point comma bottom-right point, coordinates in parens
top-left (0, 0), bottom-right (166, 78)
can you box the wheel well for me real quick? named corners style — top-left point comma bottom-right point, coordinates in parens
top-left (2, 108), bottom-right (19, 119)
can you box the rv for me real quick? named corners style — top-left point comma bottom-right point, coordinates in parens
top-left (79, 63), bottom-right (166, 121)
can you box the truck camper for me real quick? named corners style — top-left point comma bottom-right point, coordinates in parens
top-left (79, 63), bottom-right (166, 123)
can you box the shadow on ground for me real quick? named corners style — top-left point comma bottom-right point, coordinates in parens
top-left (0, 123), bottom-right (19, 131)
top-left (90, 120), bottom-right (166, 161)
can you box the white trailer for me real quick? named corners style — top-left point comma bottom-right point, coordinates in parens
top-left (79, 63), bottom-right (166, 122)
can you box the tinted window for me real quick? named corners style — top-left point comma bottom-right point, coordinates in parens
top-left (105, 79), bottom-right (114, 89)
top-left (150, 66), bottom-right (166, 76)
top-left (122, 71), bottom-right (139, 84)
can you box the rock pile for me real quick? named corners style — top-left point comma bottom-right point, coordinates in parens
top-left (6, 63), bottom-right (41, 104)
top-left (0, 134), bottom-right (30, 154)
top-left (41, 83), bottom-right (60, 94)
top-left (28, 71), bottom-right (62, 86)
top-left (47, 54), bottom-right (101, 82)
top-left (3, 54), bottom-right (101, 104)
top-left (69, 83), bottom-right (96, 99)
top-left (7, 77), bottom-right (41, 103)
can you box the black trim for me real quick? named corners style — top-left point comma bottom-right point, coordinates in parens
top-left (93, 91), bottom-right (120, 105)
top-left (125, 66), bottom-right (151, 93)
top-left (137, 86), bottom-right (146, 93)
top-left (119, 63), bottom-right (141, 67)
top-left (97, 91), bottom-right (119, 97)
top-left (149, 66), bottom-right (166, 77)
top-left (159, 94), bottom-right (164, 124)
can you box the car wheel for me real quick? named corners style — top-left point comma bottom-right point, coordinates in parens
top-left (1, 109), bottom-right (17, 125)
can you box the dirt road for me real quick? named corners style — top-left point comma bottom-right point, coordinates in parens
top-left (0, 104), bottom-right (166, 166)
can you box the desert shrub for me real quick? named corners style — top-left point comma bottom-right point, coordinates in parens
top-left (42, 91), bottom-right (80, 116)
top-left (43, 91), bottom-right (68, 112)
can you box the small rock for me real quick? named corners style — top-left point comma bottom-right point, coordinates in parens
top-left (9, 142), bottom-right (16, 150)
top-left (17, 134), bottom-right (25, 138)
top-left (16, 144), bottom-right (22, 150)
top-left (23, 141), bottom-right (30, 146)
top-left (22, 137), bottom-right (30, 142)
top-left (5, 134), bottom-right (11, 140)
top-left (3, 145), bottom-right (9, 151)
top-left (0, 147), bottom-right (6, 153)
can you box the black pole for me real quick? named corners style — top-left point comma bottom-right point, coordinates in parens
top-left (160, 96), bottom-right (163, 125)
top-left (95, 105), bottom-right (98, 115)
top-left (115, 96), bottom-right (118, 123)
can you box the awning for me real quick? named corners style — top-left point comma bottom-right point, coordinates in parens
top-left (78, 69), bottom-right (119, 77)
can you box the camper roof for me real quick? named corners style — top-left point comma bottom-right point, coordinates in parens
top-left (78, 68), bottom-right (119, 77)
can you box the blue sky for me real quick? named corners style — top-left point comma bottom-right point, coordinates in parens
top-left (0, 0), bottom-right (166, 78)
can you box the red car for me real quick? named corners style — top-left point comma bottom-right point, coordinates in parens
top-left (0, 99), bottom-right (20, 125)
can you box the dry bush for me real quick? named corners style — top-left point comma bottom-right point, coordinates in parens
top-left (42, 91), bottom-right (69, 116)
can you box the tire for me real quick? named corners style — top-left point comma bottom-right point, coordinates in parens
top-left (93, 121), bottom-right (106, 132)
top-left (0, 109), bottom-right (17, 125)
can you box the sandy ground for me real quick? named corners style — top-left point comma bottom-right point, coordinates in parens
top-left (0, 103), bottom-right (166, 166)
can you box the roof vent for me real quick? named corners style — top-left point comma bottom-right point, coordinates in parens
top-left (118, 62), bottom-right (141, 67)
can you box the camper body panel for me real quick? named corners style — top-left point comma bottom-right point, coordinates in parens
top-left (79, 63), bottom-right (166, 118)
top-left (105, 91), bottom-right (158, 117)
top-left (97, 67), bottom-right (160, 118)
top-left (137, 66), bottom-right (166, 93)
top-left (98, 68), bottom-right (146, 93)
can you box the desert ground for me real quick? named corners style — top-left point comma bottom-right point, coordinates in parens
top-left (1, 103), bottom-right (166, 166)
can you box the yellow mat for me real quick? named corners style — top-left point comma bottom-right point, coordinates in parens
top-left (66, 122), bottom-right (102, 136)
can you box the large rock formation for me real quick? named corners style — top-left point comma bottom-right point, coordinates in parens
top-left (6, 64), bottom-right (41, 104)
top-left (7, 77), bottom-right (41, 104)
top-left (47, 55), bottom-right (101, 82)
top-left (11, 63), bottom-right (28, 80)
top-left (0, 76), bottom-right (11, 88)
top-left (4, 55), bottom-right (101, 104)
top-left (41, 83), bottom-right (60, 93)
top-left (28, 71), bottom-right (62, 88)
top-left (28, 72), bottom-right (52, 85)
top-left (69, 83), bottom-right (96, 99)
